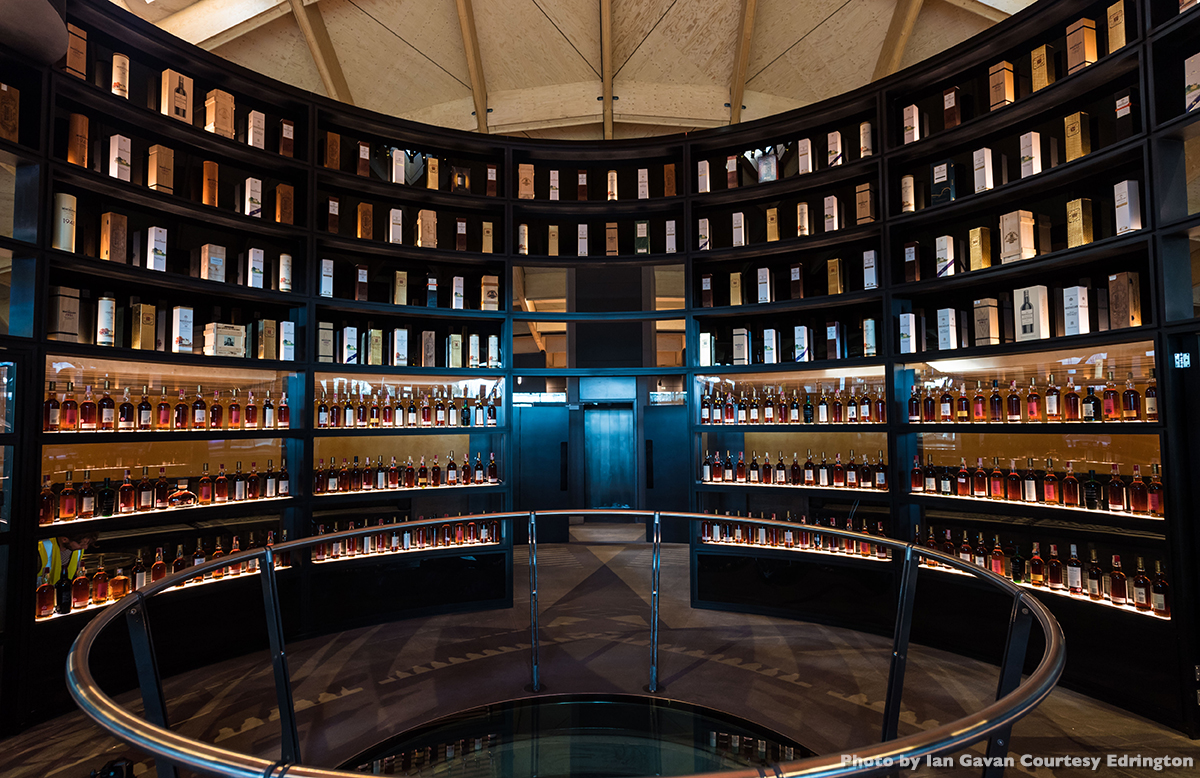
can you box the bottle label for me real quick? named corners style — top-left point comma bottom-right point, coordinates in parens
top-left (1087, 578), bottom-right (1100, 597)
top-left (448, 470), bottom-right (457, 484)
top-left (875, 472), bottom-right (885, 486)
top-left (318, 410), bottom-right (328, 425)
top-left (82, 496), bottom-right (94, 513)
top-left (764, 407), bottom-right (773, 421)
top-left (847, 471), bottom-right (857, 486)
top-left (1046, 396), bottom-right (1058, 415)
top-left (925, 477), bottom-right (936, 492)
top-left (266, 479), bottom-right (276, 498)
top-left (437, 410), bottom-right (445, 423)
top-left (1083, 404), bottom-right (1094, 420)
top-left (329, 476), bottom-right (338, 491)
top-left (701, 407), bottom-right (709, 421)
top-left (737, 410), bottom-right (746, 423)
top-left (1023, 482), bottom-right (1036, 502)
top-left (102, 409), bottom-right (114, 423)
top-left (819, 471), bottom-right (829, 486)
top-left (1153, 593), bottom-right (1165, 611)
top-left (750, 469), bottom-right (759, 483)
top-left (1067, 567), bottom-right (1081, 589)
top-left (265, 409), bottom-right (274, 427)
top-left (136, 571), bottom-right (147, 589)
top-left (819, 407), bottom-right (828, 423)
top-left (139, 492), bottom-right (151, 508)
top-left (1134, 587), bottom-right (1148, 605)
top-left (940, 402), bottom-right (951, 418)
top-left (702, 465), bottom-right (710, 481)
top-left (235, 482), bottom-right (246, 500)
top-left (194, 409), bottom-right (205, 425)
top-left (804, 472), bottom-right (814, 485)
top-left (1146, 397), bottom-right (1157, 416)
top-left (279, 479), bottom-right (289, 496)
top-left (790, 409), bottom-right (799, 422)
top-left (847, 405), bottom-right (857, 421)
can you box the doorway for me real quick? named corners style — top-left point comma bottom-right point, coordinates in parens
top-left (583, 405), bottom-right (636, 511)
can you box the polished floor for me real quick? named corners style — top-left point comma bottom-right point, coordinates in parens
top-left (2, 524), bottom-right (1196, 778)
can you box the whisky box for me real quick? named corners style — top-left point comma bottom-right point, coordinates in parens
top-left (899, 312), bottom-right (918, 354)
top-left (108, 134), bottom-right (131, 181)
top-left (1065, 112), bottom-right (1091, 161)
top-left (757, 267), bottom-right (773, 304)
top-left (969, 227), bottom-right (992, 270)
top-left (242, 176), bottom-right (261, 218)
top-left (637, 167), bottom-right (649, 198)
top-left (904, 242), bottom-right (920, 282)
top-left (577, 169), bottom-right (588, 199)
top-left (277, 253), bottom-right (292, 292)
top-left (548, 224), bottom-right (559, 256)
top-left (482, 221), bottom-right (494, 253)
top-left (855, 183), bottom-right (875, 224)
top-left (486, 164), bottom-right (497, 196)
top-left (1064, 286), bottom-right (1091, 335)
top-left (698, 218), bottom-right (710, 250)
top-left (1108, 271), bottom-right (1142, 328)
top-left (202, 161), bottom-right (219, 207)
top-left (318, 321), bottom-right (334, 362)
top-left (518, 163), bottom-right (535, 199)
top-left (146, 226), bottom-right (168, 271)
top-left (390, 148), bottom-right (406, 184)
top-left (826, 321), bottom-right (845, 359)
top-left (797, 139), bottom-right (813, 173)
top-left (605, 222), bottom-right (619, 255)
top-left (701, 274), bottom-right (713, 307)
top-left (974, 298), bottom-right (1000, 345)
top-left (446, 333), bottom-right (463, 368)
top-left (0, 83), bottom-right (18, 143)
top-left (828, 257), bottom-right (844, 295)
top-left (827, 131), bottom-right (843, 166)
top-left (757, 153), bottom-right (777, 183)
top-left (275, 183), bottom-right (294, 224)
top-left (937, 307), bottom-right (959, 351)
top-left (100, 212), bottom-right (127, 262)
top-left (417, 209), bottom-right (437, 248)
top-left (323, 131), bottom-right (340, 169)
top-left (203, 322), bottom-right (246, 358)
top-left (699, 332), bottom-right (714, 366)
top-left (355, 264), bottom-right (369, 301)
top-left (635, 220), bottom-right (650, 254)
top-left (356, 141), bottom-right (371, 176)
top-left (936, 235), bottom-right (956, 277)
top-left (606, 169), bottom-right (618, 200)
top-left (797, 202), bottom-right (811, 234)
top-left (320, 258), bottom-right (334, 297)
top-left (517, 223), bottom-right (529, 255)
top-left (131, 303), bottom-right (156, 350)
top-left (666, 220), bottom-right (677, 253)
top-left (96, 297), bottom-right (115, 347)
top-left (65, 24), bottom-right (87, 79)
top-left (859, 122), bottom-right (873, 157)
top-left (989, 61), bottom-right (1015, 109)
top-left (67, 113), bottom-right (88, 167)
top-left (664, 163), bottom-right (676, 196)
top-left (973, 148), bottom-right (994, 192)
top-left (247, 110), bottom-right (265, 149)
top-left (732, 328), bottom-right (750, 365)
top-left (488, 334), bottom-right (501, 368)
top-left (763, 329), bottom-right (778, 364)
top-left (931, 161), bottom-right (956, 205)
top-left (1020, 131), bottom-right (1041, 177)
top-left (790, 263), bottom-right (804, 299)
top-left (863, 250), bottom-right (878, 289)
top-left (1031, 44), bottom-right (1056, 92)
top-left (730, 272), bottom-right (743, 306)
top-left (481, 275), bottom-right (499, 310)
top-left (726, 155), bottom-right (738, 187)
top-left (1114, 87), bottom-right (1138, 140)
top-left (194, 243), bottom-right (225, 281)
top-left (426, 275), bottom-right (438, 307)
top-left (279, 119), bottom-right (295, 157)
top-left (426, 156), bottom-right (439, 189)
top-left (204, 89), bottom-right (235, 139)
top-left (160, 70), bottom-right (194, 123)
top-left (732, 212), bottom-right (745, 247)
top-left (548, 169), bottom-right (559, 200)
top-left (1015, 284), bottom-right (1051, 341)
top-left (393, 270), bottom-right (408, 305)
top-left (240, 247), bottom-right (264, 288)
top-left (697, 160), bottom-right (710, 192)
top-left (1066, 198), bottom-right (1094, 248)
top-left (456, 218), bottom-right (467, 251)
top-left (452, 275), bottom-right (465, 309)
top-left (1107, 2), bottom-right (1126, 52)
top-left (794, 325), bottom-right (812, 362)
top-left (341, 325), bottom-right (359, 364)
top-left (148, 145), bottom-right (174, 194)
top-left (903, 105), bottom-right (921, 144)
top-left (327, 197), bottom-right (341, 233)
top-left (823, 195), bottom-right (839, 232)
top-left (255, 319), bottom-right (278, 360)
top-left (577, 224), bottom-right (588, 256)
top-left (352, 200), bottom-right (372, 236)
top-left (421, 331), bottom-right (437, 367)
top-left (1000, 210), bottom-right (1037, 263)
top-left (943, 86), bottom-right (961, 128)
top-left (1114, 180), bottom-right (1142, 234)
top-left (766, 208), bottom-right (779, 241)
top-left (468, 334), bottom-right (481, 368)
top-left (863, 317), bottom-right (877, 357)
top-left (365, 329), bottom-right (383, 366)
top-left (1186, 53), bottom-right (1200, 113)
top-left (388, 209), bottom-right (403, 244)
top-left (1067, 18), bottom-right (1098, 74)
top-left (49, 286), bottom-right (80, 341)
top-left (452, 166), bottom-right (470, 193)
top-left (279, 320), bottom-right (295, 361)
top-left (391, 327), bottom-right (408, 366)
top-left (901, 175), bottom-right (916, 213)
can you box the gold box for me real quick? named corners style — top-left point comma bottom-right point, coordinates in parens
top-left (256, 319), bottom-right (278, 360)
top-left (827, 258), bottom-right (843, 295)
top-left (101, 212), bottom-right (127, 262)
top-left (204, 89), bottom-right (235, 139)
top-left (324, 131), bottom-right (340, 168)
top-left (65, 24), bottom-right (87, 79)
top-left (855, 183), bottom-right (875, 224)
top-left (1031, 44), bottom-right (1056, 92)
top-left (1066, 18), bottom-right (1098, 74)
top-left (988, 61), bottom-right (1015, 109)
top-left (417, 209), bottom-right (437, 248)
top-left (276, 183), bottom-right (294, 224)
top-left (131, 303), bottom-right (157, 350)
top-left (426, 156), bottom-right (439, 189)
top-left (1107, 2), bottom-right (1126, 53)
top-left (1065, 111), bottom-right (1091, 161)
top-left (482, 221), bottom-right (493, 253)
top-left (357, 202), bottom-right (373, 239)
top-left (605, 222), bottom-right (618, 256)
top-left (67, 113), bottom-right (88, 167)
top-left (202, 161), bottom-right (219, 206)
top-left (161, 70), bottom-right (194, 123)
top-left (518, 163), bottom-right (535, 199)
top-left (1067, 198), bottom-right (1094, 248)
top-left (766, 207), bottom-right (779, 241)
top-left (969, 227), bottom-right (992, 271)
top-left (548, 225), bottom-right (559, 256)
top-left (148, 145), bottom-right (173, 194)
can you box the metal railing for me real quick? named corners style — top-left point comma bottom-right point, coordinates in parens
top-left (66, 510), bottom-right (1065, 778)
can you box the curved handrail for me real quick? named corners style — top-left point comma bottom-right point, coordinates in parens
top-left (66, 509), bottom-right (1065, 778)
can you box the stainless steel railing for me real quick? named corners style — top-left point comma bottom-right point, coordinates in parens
top-left (65, 510), bottom-right (1065, 778)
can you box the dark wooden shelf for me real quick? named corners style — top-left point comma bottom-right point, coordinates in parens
top-left (898, 327), bottom-right (1156, 362)
top-left (34, 497), bottom-right (295, 539)
top-left (316, 167), bottom-right (505, 211)
top-left (694, 223), bottom-right (881, 262)
top-left (899, 421), bottom-right (1163, 434)
top-left (46, 341), bottom-right (301, 372)
top-left (693, 157), bottom-right (879, 208)
top-left (513, 195), bottom-right (683, 217)
top-left (316, 232), bottom-right (508, 266)
top-left (694, 289), bottom-right (884, 318)
top-left (40, 428), bottom-right (301, 443)
top-left (312, 425), bottom-right (507, 437)
top-left (912, 493), bottom-right (1168, 540)
top-left (315, 296), bottom-right (506, 321)
top-left (695, 356), bottom-right (887, 374)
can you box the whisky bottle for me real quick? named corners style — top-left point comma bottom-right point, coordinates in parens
top-left (859, 388), bottom-right (873, 423)
top-left (1044, 375), bottom-right (1060, 421)
top-left (79, 471), bottom-right (95, 518)
top-left (921, 388), bottom-right (935, 423)
top-left (910, 455), bottom-right (923, 493)
top-left (190, 538), bottom-right (207, 583)
top-left (153, 467), bottom-right (169, 508)
top-left (1042, 459), bottom-right (1059, 504)
top-left (1121, 373), bottom-right (1141, 421)
top-left (209, 389), bottom-right (223, 429)
top-left (1063, 378), bottom-right (1080, 421)
top-left (136, 466), bottom-right (153, 511)
top-left (93, 559), bottom-right (109, 602)
top-left (973, 533), bottom-right (988, 568)
top-left (819, 452), bottom-right (832, 487)
top-left (956, 457), bottom-right (969, 496)
top-left (857, 452), bottom-right (871, 490)
top-left (1151, 561), bottom-right (1170, 617)
top-left (941, 529), bottom-right (957, 559)
top-left (263, 391), bottom-right (276, 429)
top-left (55, 562), bottom-right (72, 614)
top-left (61, 382), bottom-right (79, 431)
top-left (230, 461), bottom-right (246, 501)
top-left (171, 544), bottom-right (188, 579)
top-left (939, 386), bottom-right (954, 422)
top-left (417, 456), bottom-right (428, 488)
top-left (405, 457), bottom-right (416, 488)
top-left (1109, 555), bottom-right (1128, 606)
top-left (488, 453), bottom-right (499, 484)
top-left (131, 552), bottom-right (148, 590)
top-left (1005, 459), bottom-right (1022, 501)
top-left (990, 536), bottom-right (1008, 575)
top-left (1083, 469), bottom-right (1101, 509)
top-left (803, 450), bottom-right (815, 485)
top-left (1086, 547), bottom-right (1103, 600)
top-left (215, 463), bottom-right (229, 502)
top-left (1081, 385), bottom-right (1100, 422)
top-left (972, 457), bottom-right (988, 497)
top-left (60, 473), bottom-right (79, 520)
top-left (349, 456), bottom-right (363, 491)
top-left (265, 460), bottom-right (277, 498)
top-left (832, 453), bottom-right (845, 487)
top-left (1147, 464), bottom-right (1164, 516)
top-left (71, 561), bottom-right (91, 609)
top-left (1102, 372), bottom-right (1120, 421)
top-left (1129, 464), bottom-right (1148, 514)
top-left (99, 381), bottom-right (116, 431)
top-left (211, 538), bottom-right (225, 579)
top-left (989, 457), bottom-right (1005, 500)
top-left (355, 390), bottom-right (368, 428)
top-left (907, 387), bottom-right (921, 423)
top-left (1106, 464), bottom-right (1126, 512)
top-left (1062, 462), bottom-right (1080, 506)
top-left (475, 453), bottom-right (486, 483)
top-left (747, 451), bottom-right (758, 483)
top-left (1022, 458), bottom-right (1037, 503)
top-left (151, 547), bottom-right (167, 582)
top-left (845, 451), bottom-right (858, 488)
top-left (1144, 369), bottom-right (1158, 421)
top-left (277, 393), bottom-right (289, 428)
top-left (245, 390), bottom-right (259, 429)
top-left (1066, 544), bottom-right (1084, 594)
top-left (955, 383), bottom-right (970, 423)
top-left (228, 536), bottom-right (244, 576)
top-left (311, 458), bottom-right (326, 495)
top-left (153, 387), bottom-right (169, 430)
top-left (43, 381), bottom-right (60, 431)
top-left (247, 462), bottom-right (261, 499)
top-left (1005, 380), bottom-right (1022, 423)
top-left (1025, 377), bottom-right (1041, 422)
top-left (118, 469), bottom-right (135, 513)
top-left (988, 380), bottom-right (1003, 422)
top-left (228, 389), bottom-right (242, 429)
top-left (168, 478), bottom-right (197, 506)
top-left (118, 386), bottom-right (135, 431)
top-left (972, 381), bottom-right (986, 422)
top-left (198, 463), bottom-right (213, 504)
top-left (430, 455), bottom-right (441, 487)
top-left (79, 385), bottom-right (97, 431)
top-left (173, 388), bottom-right (189, 430)
top-left (109, 568), bottom-right (130, 599)
top-left (1029, 542), bottom-right (1045, 586)
top-left (958, 531), bottom-right (973, 563)
top-left (1131, 556), bottom-right (1152, 611)
top-left (192, 385), bottom-right (207, 428)
top-left (938, 462), bottom-right (953, 495)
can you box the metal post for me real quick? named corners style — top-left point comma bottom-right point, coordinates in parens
top-left (528, 511), bottom-right (541, 692)
top-left (648, 511), bottom-right (662, 692)
top-left (982, 593), bottom-right (1034, 778)
top-left (125, 594), bottom-right (180, 778)
top-left (881, 545), bottom-right (920, 742)
top-left (260, 546), bottom-right (302, 765)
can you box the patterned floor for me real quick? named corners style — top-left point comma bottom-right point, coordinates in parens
top-left (1, 528), bottom-right (1195, 778)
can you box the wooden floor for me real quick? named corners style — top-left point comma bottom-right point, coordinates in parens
top-left (0, 525), bottom-right (1195, 778)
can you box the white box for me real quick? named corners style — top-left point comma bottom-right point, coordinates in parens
top-left (320, 258), bottom-right (334, 297)
top-left (863, 318), bottom-right (877, 356)
top-left (901, 175), bottom-right (915, 213)
top-left (863, 250), bottom-right (878, 289)
top-left (974, 299), bottom-right (1000, 346)
top-left (797, 203), bottom-right (810, 235)
top-left (172, 306), bottom-right (193, 353)
top-left (826, 322), bottom-right (844, 359)
top-left (859, 122), bottom-right (873, 157)
top-left (96, 297), bottom-right (116, 347)
top-left (468, 334), bottom-right (481, 368)
top-left (147, 226), bottom-right (167, 271)
top-left (699, 332), bottom-right (714, 367)
top-left (447, 333), bottom-right (463, 368)
top-left (1015, 284), bottom-right (1050, 341)
top-left (763, 329), bottom-right (778, 364)
top-left (606, 169), bottom-right (618, 200)
top-left (388, 208), bottom-right (402, 244)
top-left (1020, 132), bottom-right (1042, 177)
top-left (937, 307), bottom-right (958, 351)
top-left (935, 235), bottom-right (955, 277)
top-left (756, 267), bottom-right (772, 303)
top-left (732, 328), bottom-right (750, 365)
top-left (392, 327), bottom-right (409, 366)
top-left (244, 177), bottom-right (262, 218)
top-left (1187, 53), bottom-right (1200, 113)
top-left (973, 148), bottom-right (994, 192)
top-left (1000, 210), bottom-right (1037, 263)
top-left (278, 253), bottom-right (292, 292)
top-left (732, 212), bottom-right (745, 247)
top-left (1064, 286), bottom-right (1091, 336)
top-left (730, 272), bottom-right (743, 306)
top-left (637, 168), bottom-right (649, 199)
top-left (797, 139), bottom-right (813, 173)
top-left (199, 244), bottom-right (225, 282)
top-left (823, 196), bottom-right (839, 232)
top-left (341, 325), bottom-right (359, 364)
top-left (697, 160), bottom-right (711, 192)
top-left (577, 224), bottom-right (588, 256)
top-left (279, 320), bottom-right (295, 361)
top-left (518, 224), bottom-right (529, 255)
top-left (549, 169), bottom-right (559, 200)
top-left (453, 276), bottom-right (464, 309)
top-left (242, 248), bottom-right (264, 288)
top-left (666, 220), bottom-right (677, 253)
top-left (827, 131), bottom-right (843, 166)
top-left (903, 105), bottom-right (921, 144)
top-left (247, 110), bottom-right (265, 149)
top-left (793, 325), bottom-right (812, 362)
top-left (390, 148), bottom-right (405, 184)
top-left (899, 313), bottom-right (917, 354)
top-left (109, 135), bottom-right (131, 181)
top-left (1114, 180), bottom-right (1142, 234)
top-left (487, 334), bottom-right (500, 368)
top-left (698, 218), bottom-right (710, 250)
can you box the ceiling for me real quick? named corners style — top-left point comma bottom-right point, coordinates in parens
top-left (109, 0), bottom-right (1034, 140)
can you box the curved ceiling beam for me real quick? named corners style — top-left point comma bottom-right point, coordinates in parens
top-left (872, 0), bottom-right (924, 82)
top-left (288, 0), bottom-right (353, 104)
top-left (729, 0), bottom-right (758, 125)
top-left (600, 0), bottom-right (614, 140)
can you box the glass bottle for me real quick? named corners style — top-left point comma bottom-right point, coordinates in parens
top-left (1044, 374), bottom-right (1060, 421)
top-left (191, 385), bottom-right (207, 428)
top-left (1062, 462), bottom-right (1080, 507)
top-left (154, 386), bottom-right (170, 430)
top-left (131, 552), bottom-right (148, 591)
top-left (1121, 373), bottom-right (1141, 421)
top-left (1109, 555), bottom-right (1128, 606)
top-left (38, 475), bottom-right (56, 526)
top-left (1144, 369), bottom-right (1158, 422)
top-left (1151, 561), bottom-right (1170, 617)
top-left (233, 461), bottom-right (247, 501)
top-left (263, 391), bottom-right (276, 429)
top-left (1022, 458), bottom-right (1037, 503)
top-left (245, 390), bottom-right (259, 429)
top-left (153, 467), bottom-right (170, 509)
top-left (118, 386), bottom-right (136, 431)
top-left (264, 460), bottom-right (277, 498)
top-left (1005, 380), bottom-right (1021, 423)
top-left (971, 380), bottom-right (986, 422)
top-left (78, 471), bottom-right (95, 518)
top-left (198, 463), bottom-right (213, 504)
top-left (1042, 459), bottom-right (1058, 505)
top-left (214, 463), bottom-right (229, 503)
top-left (1083, 386), bottom-right (1103, 422)
top-left (55, 563), bottom-right (73, 614)
top-left (989, 457), bottom-right (1005, 500)
top-left (97, 477), bottom-right (116, 517)
top-left (61, 382), bottom-right (79, 431)
top-left (907, 386), bottom-right (921, 423)
top-left (278, 392), bottom-right (290, 429)
top-left (228, 388), bottom-right (242, 430)
top-left (246, 462), bottom-right (260, 500)
top-left (1005, 459), bottom-right (1022, 502)
top-left (92, 558), bottom-right (109, 603)
top-left (1147, 463), bottom-right (1164, 517)
top-left (1107, 464), bottom-right (1126, 512)
top-left (79, 385), bottom-right (98, 431)
top-left (955, 457), bottom-right (969, 497)
top-left (118, 469), bottom-right (135, 513)
top-left (1066, 544), bottom-right (1084, 594)
top-left (71, 561), bottom-right (91, 609)
top-left (150, 547), bottom-right (168, 582)
top-left (1025, 377), bottom-right (1041, 422)
top-left (58, 471), bottom-right (78, 521)
top-left (1102, 371), bottom-right (1120, 422)
top-left (136, 466), bottom-right (153, 511)
top-left (988, 380), bottom-right (1003, 423)
top-left (1083, 469), bottom-right (1101, 510)
top-left (1086, 548), bottom-right (1104, 601)
top-left (1063, 378), bottom-right (1081, 421)
top-left (955, 383), bottom-right (970, 423)
top-left (99, 381), bottom-right (116, 431)
top-left (1028, 542), bottom-right (1045, 587)
top-left (173, 388), bottom-right (189, 430)
top-left (168, 479), bottom-right (197, 507)
top-left (972, 457), bottom-right (987, 497)
top-left (1129, 464), bottom-right (1148, 514)
top-left (209, 389), bottom-right (223, 429)
top-left (1131, 557), bottom-right (1153, 612)
top-left (43, 381), bottom-right (60, 431)
top-left (939, 385), bottom-right (954, 422)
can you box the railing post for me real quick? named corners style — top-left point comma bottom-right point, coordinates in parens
top-left (648, 511), bottom-right (662, 692)
top-left (881, 545), bottom-right (920, 742)
top-left (125, 593), bottom-right (180, 778)
top-left (260, 546), bottom-right (302, 765)
top-left (528, 511), bottom-right (541, 692)
top-left (982, 593), bottom-right (1034, 778)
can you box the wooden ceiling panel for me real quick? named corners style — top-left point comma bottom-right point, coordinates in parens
top-left (745, 0), bottom-right (849, 80)
top-left (473, 0), bottom-right (601, 92)
top-left (611, 0), bottom-right (676, 73)
top-left (617, 0), bottom-right (743, 86)
top-left (531, 0), bottom-right (603, 76)
top-left (898, 0), bottom-right (993, 70)
top-left (212, 11), bottom-right (328, 97)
